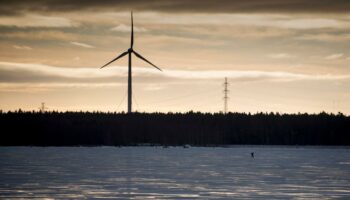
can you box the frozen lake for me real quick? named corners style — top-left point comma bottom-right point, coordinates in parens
top-left (1, 146), bottom-right (350, 199)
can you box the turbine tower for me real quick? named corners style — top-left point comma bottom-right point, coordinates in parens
top-left (100, 12), bottom-right (162, 113)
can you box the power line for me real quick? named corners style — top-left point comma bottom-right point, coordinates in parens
top-left (133, 93), bottom-right (140, 111)
top-left (148, 86), bottom-right (222, 105)
top-left (116, 92), bottom-right (127, 112)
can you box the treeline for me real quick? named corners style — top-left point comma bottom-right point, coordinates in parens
top-left (0, 111), bottom-right (349, 146)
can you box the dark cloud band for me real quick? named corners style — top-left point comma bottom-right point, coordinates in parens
top-left (1, 0), bottom-right (349, 15)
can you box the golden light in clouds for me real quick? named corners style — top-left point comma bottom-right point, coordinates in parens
top-left (0, 1), bottom-right (349, 114)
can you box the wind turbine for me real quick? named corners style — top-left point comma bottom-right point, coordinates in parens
top-left (100, 11), bottom-right (162, 113)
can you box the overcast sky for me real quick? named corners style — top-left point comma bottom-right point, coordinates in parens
top-left (0, 0), bottom-right (350, 114)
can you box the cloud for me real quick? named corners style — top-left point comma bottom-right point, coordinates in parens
top-left (70, 41), bottom-right (95, 48)
top-left (296, 34), bottom-right (350, 42)
top-left (223, 15), bottom-right (344, 30)
top-left (1, 31), bottom-right (78, 41)
top-left (0, 62), bottom-right (114, 79)
top-left (273, 18), bottom-right (342, 29)
top-left (268, 53), bottom-right (295, 59)
top-left (325, 53), bottom-right (344, 60)
top-left (0, 62), bottom-right (349, 85)
top-left (118, 13), bottom-right (347, 29)
top-left (13, 45), bottom-right (32, 50)
top-left (0, 83), bottom-right (122, 93)
top-left (0, 14), bottom-right (76, 27)
top-left (110, 24), bottom-right (147, 32)
top-left (161, 69), bottom-right (350, 81)
top-left (1, 1), bottom-right (350, 15)
top-left (143, 84), bottom-right (165, 91)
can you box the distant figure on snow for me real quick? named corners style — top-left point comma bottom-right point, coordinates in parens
top-left (251, 152), bottom-right (254, 158)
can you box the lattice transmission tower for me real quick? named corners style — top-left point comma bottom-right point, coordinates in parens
top-left (223, 77), bottom-right (229, 114)
top-left (39, 102), bottom-right (47, 113)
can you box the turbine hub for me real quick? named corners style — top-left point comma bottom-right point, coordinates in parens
top-left (128, 48), bottom-right (133, 53)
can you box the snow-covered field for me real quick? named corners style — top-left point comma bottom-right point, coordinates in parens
top-left (0, 146), bottom-right (350, 199)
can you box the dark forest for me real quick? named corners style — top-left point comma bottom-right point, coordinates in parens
top-left (0, 111), bottom-right (349, 146)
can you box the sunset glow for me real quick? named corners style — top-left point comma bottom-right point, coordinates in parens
top-left (1, 1), bottom-right (349, 114)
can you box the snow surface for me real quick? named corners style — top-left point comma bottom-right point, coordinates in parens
top-left (0, 146), bottom-right (350, 199)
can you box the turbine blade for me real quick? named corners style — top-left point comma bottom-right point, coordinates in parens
top-left (131, 11), bottom-right (134, 48)
top-left (133, 50), bottom-right (162, 71)
top-left (100, 51), bottom-right (128, 69)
